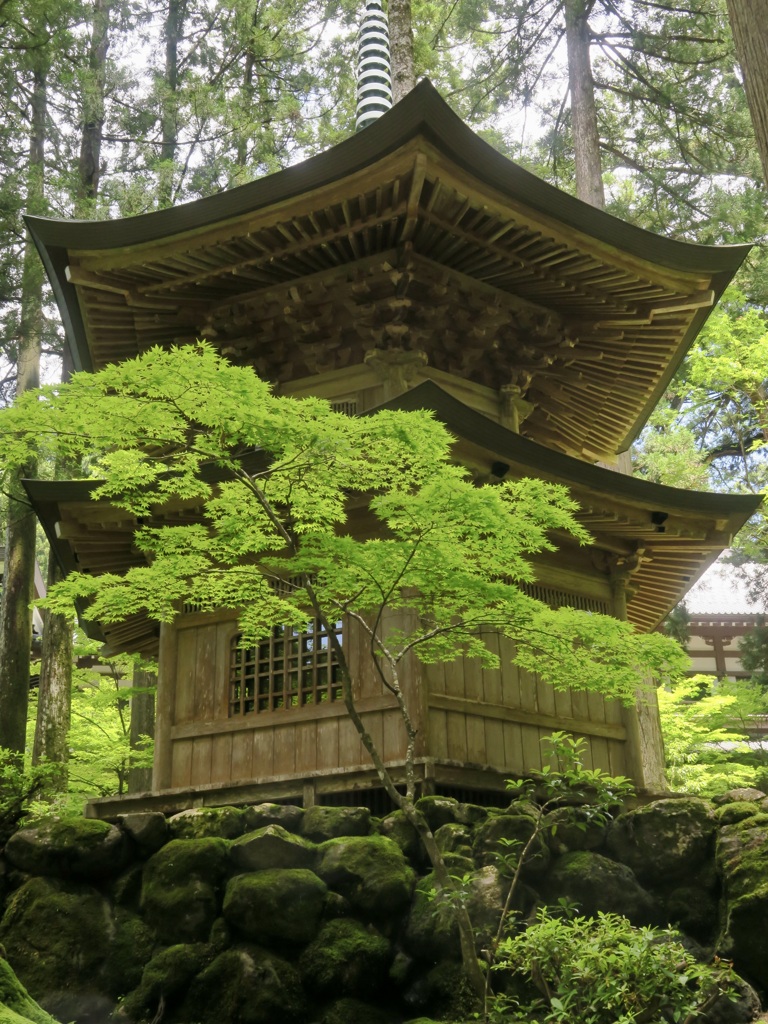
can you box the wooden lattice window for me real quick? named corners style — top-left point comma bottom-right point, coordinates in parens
top-left (229, 618), bottom-right (343, 716)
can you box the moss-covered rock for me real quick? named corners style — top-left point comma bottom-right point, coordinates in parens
top-left (301, 805), bottom-right (371, 841)
top-left (472, 812), bottom-right (550, 874)
top-left (320, 996), bottom-right (394, 1024)
top-left (0, 958), bottom-right (59, 1024)
top-left (716, 816), bottom-right (768, 991)
top-left (712, 788), bottom-right (766, 806)
top-left (607, 797), bottom-right (716, 885)
top-left (101, 908), bottom-right (156, 999)
top-left (167, 806), bottom-right (246, 840)
top-left (414, 796), bottom-right (459, 832)
top-left (118, 942), bottom-right (214, 1022)
top-left (230, 824), bottom-right (317, 872)
top-left (714, 801), bottom-right (761, 826)
top-left (542, 805), bottom-right (608, 853)
top-left (403, 865), bottom-right (507, 962)
top-left (242, 802), bottom-right (304, 833)
top-left (4, 817), bottom-right (129, 881)
top-left (378, 811), bottom-right (423, 866)
top-left (545, 851), bottom-right (656, 924)
top-left (140, 838), bottom-right (229, 944)
top-left (223, 868), bottom-right (327, 945)
top-left (665, 885), bottom-right (719, 943)
top-left (434, 823), bottom-right (474, 861)
top-left (299, 918), bottom-right (391, 997)
top-left (0, 875), bottom-right (113, 1021)
top-left (117, 812), bottom-right (168, 853)
top-left (403, 960), bottom-right (480, 1022)
top-left (179, 945), bottom-right (307, 1024)
top-left (317, 835), bottom-right (415, 918)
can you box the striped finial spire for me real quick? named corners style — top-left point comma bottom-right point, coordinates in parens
top-left (356, 0), bottom-right (392, 132)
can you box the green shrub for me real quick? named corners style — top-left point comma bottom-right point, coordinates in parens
top-left (492, 907), bottom-right (736, 1023)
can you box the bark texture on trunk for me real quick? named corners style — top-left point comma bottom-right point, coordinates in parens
top-left (32, 558), bottom-right (72, 771)
top-left (77, 0), bottom-right (111, 210)
top-left (128, 668), bottom-right (156, 793)
top-left (388, 0), bottom-right (415, 103)
top-left (564, 0), bottom-right (605, 209)
top-left (726, 0), bottom-right (768, 187)
top-left (159, 0), bottom-right (183, 207)
top-left (0, 67), bottom-right (46, 754)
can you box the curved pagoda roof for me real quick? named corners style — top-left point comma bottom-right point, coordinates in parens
top-left (27, 80), bottom-right (750, 460)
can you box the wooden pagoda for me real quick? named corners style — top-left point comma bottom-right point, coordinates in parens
top-left (25, 81), bottom-right (760, 815)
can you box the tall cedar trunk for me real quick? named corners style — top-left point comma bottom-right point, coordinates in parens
top-left (234, 10), bottom-right (256, 182)
top-left (0, 68), bottom-right (46, 753)
top-left (33, 348), bottom-right (74, 776)
top-left (564, 0), bottom-right (605, 208)
top-left (128, 667), bottom-right (156, 792)
top-left (726, 0), bottom-right (768, 187)
top-left (389, 0), bottom-right (415, 103)
top-left (76, 0), bottom-right (111, 210)
top-left (159, 0), bottom-right (183, 208)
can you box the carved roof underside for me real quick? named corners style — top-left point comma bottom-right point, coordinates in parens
top-left (27, 82), bottom-right (749, 461)
top-left (24, 383), bottom-right (760, 655)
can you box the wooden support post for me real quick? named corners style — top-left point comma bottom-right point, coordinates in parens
top-left (611, 563), bottom-right (667, 794)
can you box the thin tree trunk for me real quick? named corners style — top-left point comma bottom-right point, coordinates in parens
top-left (726, 0), bottom-right (768, 187)
top-left (76, 0), bottom-right (111, 211)
top-left (389, 0), bottom-right (415, 103)
top-left (564, 0), bottom-right (605, 208)
top-left (0, 67), bottom-right (46, 754)
top-left (32, 559), bottom-right (71, 771)
top-left (128, 667), bottom-right (156, 792)
top-left (159, 0), bottom-right (183, 208)
top-left (33, 347), bottom-right (74, 778)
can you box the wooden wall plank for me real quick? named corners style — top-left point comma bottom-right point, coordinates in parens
top-left (231, 730), bottom-right (254, 783)
top-left (154, 622), bottom-right (179, 790)
top-left (252, 728), bottom-right (275, 779)
top-left (190, 736), bottom-right (213, 786)
top-left (174, 627), bottom-right (197, 726)
top-left (316, 718), bottom-right (340, 771)
top-left (446, 710), bottom-right (467, 762)
top-left (170, 738), bottom-right (193, 789)
top-left (194, 624), bottom-right (217, 722)
top-left (295, 720), bottom-right (318, 774)
top-left (502, 720), bottom-right (524, 775)
top-left (465, 712), bottom-right (486, 764)
top-left (590, 736), bottom-right (611, 774)
top-left (210, 734), bottom-right (233, 784)
top-left (382, 709), bottom-right (406, 763)
top-left (429, 708), bottom-right (448, 759)
top-left (521, 725), bottom-right (543, 773)
top-left (483, 718), bottom-right (505, 772)
top-left (273, 725), bottom-right (297, 776)
top-left (339, 715), bottom-right (364, 767)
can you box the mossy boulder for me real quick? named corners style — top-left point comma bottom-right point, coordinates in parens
top-left (299, 918), bottom-right (391, 997)
top-left (140, 838), bottom-right (229, 944)
top-left (665, 885), bottom-right (719, 943)
top-left (714, 802), bottom-right (761, 826)
top-left (0, 957), bottom-right (59, 1024)
top-left (434, 823), bottom-right (474, 861)
top-left (542, 806), bottom-right (608, 853)
top-left (179, 945), bottom-right (307, 1024)
top-left (545, 851), bottom-right (656, 924)
top-left (403, 865), bottom-right (506, 962)
top-left (101, 908), bottom-right (156, 999)
top-left (0, 875), bottom-right (112, 1021)
top-left (167, 806), bottom-right (246, 840)
top-left (716, 816), bottom-right (768, 990)
top-left (472, 812), bottom-right (550, 874)
top-left (713, 788), bottom-right (766, 806)
top-left (301, 805), bottom-right (371, 841)
top-left (117, 812), bottom-right (168, 853)
top-left (414, 796), bottom-right (459, 832)
top-left (242, 802), bottom-right (304, 833)
top-left (378, 811), bottom-right (423, 866)
top-left (4, 817), bottom-right (129, 881)
top-left (223, 868), bottom-right (327, 945)
top-left (607, 797), bottom-right (716, 885)
top-left (118, 942), bottom-right (214, 1022)
top-left (317, 835), bottom-right (415, 918)
top-left (403, 961), bottom-right (480, 1022)
top-left (230, 824), bottom-right (317, 872)
top-left (320, 997), bottom-right (394, 1024)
